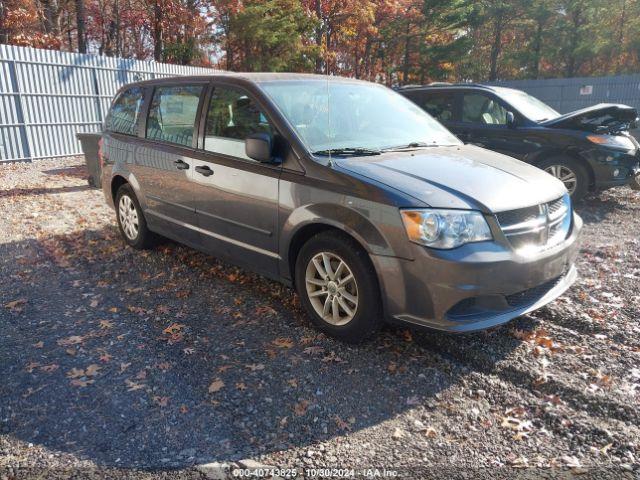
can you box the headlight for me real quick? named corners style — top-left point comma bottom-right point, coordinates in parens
top-left (586, 134), bottom-right (636, 150)
top-left (400, 209), bottom-right (492, 249)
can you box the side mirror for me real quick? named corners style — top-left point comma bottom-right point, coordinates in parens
top-left (245, 133), bottom-right (274, 163)
top-left (506, 111), bottom-right (516, 128)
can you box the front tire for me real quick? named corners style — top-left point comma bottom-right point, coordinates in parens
top-left (295, 231), bottom-right (382, 343)
top-left (537, 156), bottom-right (589, 201)
top-left (115, 184), bottom-right (155, 249)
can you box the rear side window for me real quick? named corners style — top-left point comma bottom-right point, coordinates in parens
top-left (421, 92), bottom-right (455, 122)
top-left (106, 87), bottom-right (143, 135)
top-left (462, 93), bottom-right (508, 125)
top-left (146, 85), bottom-right (204, 147)
top-left (204, 86), bottom-right (273, 161)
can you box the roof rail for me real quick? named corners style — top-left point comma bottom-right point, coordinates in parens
top-left (428, 82), bottom-right (452, 86)
top-left (396, 84), bottom-right (425, 89)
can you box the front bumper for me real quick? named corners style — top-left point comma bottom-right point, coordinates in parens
top-left (584, 145), bottom-right (640, 189)
top-left (371, 213), bottom-right (582, 333)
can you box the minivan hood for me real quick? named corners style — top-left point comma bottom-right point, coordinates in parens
top-left (539, 103), bottom-right (638, 133)
top-left (336, 145), bottom-right (566, 213)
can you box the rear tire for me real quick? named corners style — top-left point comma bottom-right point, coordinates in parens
top-left (537, 156), bottom-right (589, 201)
top-left (295, 231), bottom-right (383, 343)
top-left (115, 184), bottom-right (156, 249)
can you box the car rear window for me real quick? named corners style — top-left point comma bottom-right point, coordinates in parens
top-left (106, 87), bottom-right (144, 136)
top-left (146, 85), bottom-right (204, 147)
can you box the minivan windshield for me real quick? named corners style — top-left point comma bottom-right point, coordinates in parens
top-left (260, 80), bottom-right (461, 154)
top-left (495, 88), bottom-right (560, 122)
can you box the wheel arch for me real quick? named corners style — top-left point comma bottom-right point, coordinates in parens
top-left (528, 148), bottom-right (595, 188)
top-left (109, 172), bottom-right (146, 209)
top-left (281, 203), bottom-right (401, 285)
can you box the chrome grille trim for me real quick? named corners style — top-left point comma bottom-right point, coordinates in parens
top-left (495, 194), bottom-right (572, 252)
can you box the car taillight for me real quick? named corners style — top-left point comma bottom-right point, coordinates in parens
top-left (98, 138), bottom-right (104, 168)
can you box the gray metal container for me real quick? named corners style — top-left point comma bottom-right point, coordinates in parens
top-left (76, 132), bottom-right (102, 187)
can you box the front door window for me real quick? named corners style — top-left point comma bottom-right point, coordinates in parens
top-left (204, 86), bottom-right (273, 161)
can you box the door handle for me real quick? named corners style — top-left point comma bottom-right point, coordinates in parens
top-left (174, 159), bottom-right (189, 170)
top-left (195, 165), bottom-right (214, 177)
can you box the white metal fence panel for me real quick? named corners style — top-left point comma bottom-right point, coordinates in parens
top-left (0, 44), bottom-right (215, 162)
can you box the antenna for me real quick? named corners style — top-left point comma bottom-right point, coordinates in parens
top-left (324, 24), bottom-right (333, 168)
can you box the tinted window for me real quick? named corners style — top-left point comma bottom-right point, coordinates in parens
top-left (146, 85), bottom-right (203, 147)
top-left (106, 87), bottom-right (143, 135)
top-left (462, 93), bottom-right (508, 125)
top-left (420, 92), bottom-right (455, 122)
top-left (204, 86), bottom-right (273, 160)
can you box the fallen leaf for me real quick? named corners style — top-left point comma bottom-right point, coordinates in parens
top-left (40, 364), bottom-right (59, 373)
top-left (208, 378), bottom-right (225, 393)
top-left (125, 379), bottom-right (145, 391)
top-left (334, 415), bottom-right (350, 431)
top-left (85, 364), bottom-right (101, 376)
top-left (156, 361), bottom-right (172, 371)
top-left (321, 351), bottom-right (343, 363)
top-left (25, 362), bottom-right (40, 373)
top-left (287, 378), bottom-right (298, 388)
top-left (99, 320), bottom-right (113, 329)
top-left (273, 337), bottom-right (294, 349)
top-left (513, 431), bottom-right (529, 441)
top-left (33, 341), bottom-right (44, 348)
top-left (401, 329), bottom-right (413, 342)
top-left (66, 368), bottom-right (85, 378)
top-left (245, 363), bottom-right (265, 371)
top-left (119, 362), bottom-right (131, 373)
top-left (153, 396), bottom-right (169, 407)
top-left (293, 399), bottom-right (309, 416)
top-left (235, 382), bottom-right (247, 391)
top-left (183, 347), bottom-right (195, 355)
top-left (71, 378), bottom-right (94, 388)
top-left (4, 298), bottom-right (26, 311)
top-left (303, 346), bottom-right (324, 356)
top-left (99, 353), bottom-right (112, 363)
top-left (424, 427), bottom-right (437, 438)
top-left (57, 335), bottom-right (83, 347)
top-left (255, 305), bottom-right (278, 316)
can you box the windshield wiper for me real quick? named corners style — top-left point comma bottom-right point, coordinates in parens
top-left (312, 147), bottom-right (381, 157)
top-left (381, 141), bottom-right (434, 151)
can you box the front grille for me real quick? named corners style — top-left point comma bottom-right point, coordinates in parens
top-left (495, 194), bottom-right (572, 252)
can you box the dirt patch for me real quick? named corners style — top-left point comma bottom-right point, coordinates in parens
top-left (1, 157), bottom-right (638, 478)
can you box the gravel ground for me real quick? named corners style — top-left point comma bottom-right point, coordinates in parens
top-left (1, 157), bottom-right (639, 479)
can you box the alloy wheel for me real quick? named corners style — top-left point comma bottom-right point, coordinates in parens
top-left (544, 164), bottom-right (577, 195)
top-left (118, 194), bottom-right (140, 241)
top-left (305, 252), bottom-right (359, 326)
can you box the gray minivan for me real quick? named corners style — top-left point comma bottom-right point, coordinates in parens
top-left (100, 73), bottom-right (582, 342)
